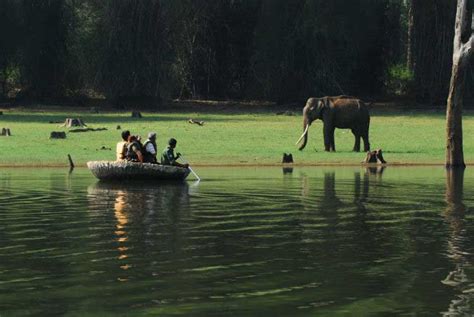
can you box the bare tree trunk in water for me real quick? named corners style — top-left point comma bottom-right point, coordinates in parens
top-left (445, 168), bottom-right (465, 211)
top-left (446, 0), bottom-right (473, 168)
top-left (442, 169), bottom-right (470, 312)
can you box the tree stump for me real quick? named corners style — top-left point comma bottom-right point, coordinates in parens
top-left (131, 111), bottom-right (142, 118)
top-left (362, 149), bottom-right (386, 164)
top-left (50, 131), bottom-right (67, 139)
top-left (1, 128), bottom-right (11, 136)
top-left (282, 153), bottom-right (294, 163)
top-left (60, 118), bottom-right (87, 128)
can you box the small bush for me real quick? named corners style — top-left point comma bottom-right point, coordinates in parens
top-left (1, 64), bottom-right (21, 98)
top-left (386, 64), bottom-right (415, 96)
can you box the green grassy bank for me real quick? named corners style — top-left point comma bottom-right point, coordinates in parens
top-left (0, 107), bottom-right (473, 166)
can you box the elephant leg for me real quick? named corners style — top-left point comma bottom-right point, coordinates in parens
top-left (330, 127), bottom-right (336, 151)
top-left (352, 128), bottom-right (361, 152)
top-left (323, 123), bottom-right (331, 151)
top-left (362, 129), bottom-right (370, 152)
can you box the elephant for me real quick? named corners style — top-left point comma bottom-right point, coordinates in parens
top-left (296, 96), bottom-right (370, 152)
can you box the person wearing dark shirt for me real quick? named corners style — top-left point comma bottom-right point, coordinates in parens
top-left (126, 135), bottom-right (144, 163)
top-left (161, 138), bottom-right (189, 168)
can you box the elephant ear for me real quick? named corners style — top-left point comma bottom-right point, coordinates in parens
top-left (316, 97), bottom-right (329, 118)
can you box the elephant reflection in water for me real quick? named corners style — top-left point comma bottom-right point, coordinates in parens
top-left (298, 168), bottom-right (387, 289)
top-left (87, 182), bottom-right (190, 279)
top-left (301, 167), bottom-right (385, 210)
top-left (302, 167), bottom-right (387, 243)
top-left (320, 172), bottom-right (343, 213)
top-left (442, 169), bottom-right (473, 315)
top-left (328, 167), bottom-right (385, 215)
top-left (300, 168), bottom-right (386, 243)
top-left (354, 166), bottom-right (385, 206)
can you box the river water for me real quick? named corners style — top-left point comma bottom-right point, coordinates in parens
top-left (0, 167), bottom-right (473, 316)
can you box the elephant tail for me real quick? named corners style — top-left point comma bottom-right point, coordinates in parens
top-left (356, 99), bottom-right (372, 110)
top-left (358, 100), bottom-right (374, 112)
top-left (358, 100), bottom-right (372, 121)
top-left (363, 99), bottom-right (375, 110)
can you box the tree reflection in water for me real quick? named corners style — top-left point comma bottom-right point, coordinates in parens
top-left (442, 168), bottom-right (473, 316)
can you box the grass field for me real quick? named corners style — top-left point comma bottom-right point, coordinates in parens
top-left (0, 106), bottom-right (473, 166)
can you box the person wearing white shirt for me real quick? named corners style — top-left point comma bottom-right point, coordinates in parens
top-left (143, 132), bottom-right (158, 163)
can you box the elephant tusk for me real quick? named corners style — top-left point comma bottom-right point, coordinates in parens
top-left (295, 125), bottom-right (310, 145)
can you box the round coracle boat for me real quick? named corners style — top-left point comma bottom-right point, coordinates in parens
top-left (87, 161), bottom-right (190, 181)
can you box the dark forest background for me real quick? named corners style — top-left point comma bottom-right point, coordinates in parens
top-left (0, 0), bottom-right (472, 107)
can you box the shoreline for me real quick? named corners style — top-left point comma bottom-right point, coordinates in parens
top-left (0, 162), bottom-right (467, 168)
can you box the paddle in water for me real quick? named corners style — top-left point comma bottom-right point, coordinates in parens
top-left (178, 154), bottom-right (201, 181)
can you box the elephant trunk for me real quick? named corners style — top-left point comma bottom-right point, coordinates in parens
top-left (297, 117), bottom-right (310, 150)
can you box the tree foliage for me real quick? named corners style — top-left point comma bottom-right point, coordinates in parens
top-left (0, 0), bottom-right (469, 106)
top-left (410, 0), bottom-right (457, 103)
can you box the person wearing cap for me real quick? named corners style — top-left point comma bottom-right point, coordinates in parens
top-left (143, 132), bottom-right (158, 163)
top-left (161, 138), bottom-right (189, 168)
top-left (116, 130), bottom-right (130, 161)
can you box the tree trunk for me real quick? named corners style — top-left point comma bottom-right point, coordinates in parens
top-left (446, 0), bottom-right (473, 168)
top-left (445, 168), bottom-right (465, 211)
top-left (61, 118), bottom-right (87, 128)
top-left (406, 0), bottom-right (415, 71)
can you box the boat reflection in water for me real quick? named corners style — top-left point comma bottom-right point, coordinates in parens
top-left (87, 181), bottom-right (190, 282)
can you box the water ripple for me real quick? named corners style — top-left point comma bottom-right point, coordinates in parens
top-left (0, 167), bottom-right (473, 316)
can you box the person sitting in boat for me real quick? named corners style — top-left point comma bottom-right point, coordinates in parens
top-left (126, 135), bottom-right (144, 163)
top-left (116, 130), bottom-right (130, 161)
top-left (143, 132), bottom-right (158, 163)
top-left (161, 138), bottom-right (189, 168)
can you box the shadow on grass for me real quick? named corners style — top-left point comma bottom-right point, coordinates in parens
top-left (382, 150), bottom-right (425, 154)
top-left (0, 113), bottom-right (254, 124)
